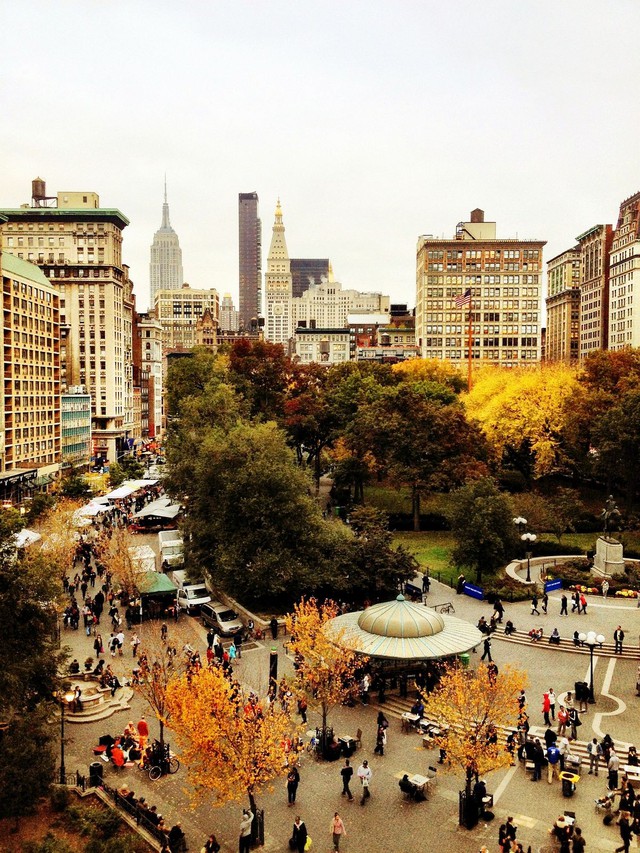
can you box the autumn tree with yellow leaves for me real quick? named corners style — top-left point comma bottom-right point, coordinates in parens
top-left (100, 527), bottom-right (141, 599)
top-left (165, 665), bottom-right (298, 814)
top-left (37, 499), bottom-right (83, 581)
top-left (464, 365), bottom-right (579, 481)
top-left (422, 662), bottom-right (527, 797)
top-left (286, 598), bottom-right (364, 747)
top-left (132, 625), bottom-right (185, 749)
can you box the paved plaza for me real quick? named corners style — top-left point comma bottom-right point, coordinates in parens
top-left (60, 566), bottom-right (640, 853)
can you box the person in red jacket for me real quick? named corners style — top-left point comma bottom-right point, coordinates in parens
top-left (137, 716), bottom-right (149, 767)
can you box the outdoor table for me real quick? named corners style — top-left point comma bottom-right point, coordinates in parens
top-left (409, 773), bottom-right (430, 795)
top-left (623, 765), bottom-right (640, 787)
top-left (401, 712), bottom-right (420, 731)
top-left (338, 736), bottom-right (356, 757)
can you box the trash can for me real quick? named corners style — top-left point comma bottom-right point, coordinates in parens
top-left (560, 771), bottom-right (579, 797)
top-left (89, 761), bottom-right (103, 788)
top-left (459, 653), bottom-right (470, 668)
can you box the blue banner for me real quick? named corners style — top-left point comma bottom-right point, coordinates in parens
top-left (463, 582), bottom-right (484, 601)
top-left (544, 578), bottom-right (562, 592)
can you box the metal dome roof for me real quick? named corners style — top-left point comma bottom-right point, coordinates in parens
top-left (357, 595), bottom-right (445, 638)
top-left (327, 594), bottom-right (483, 660)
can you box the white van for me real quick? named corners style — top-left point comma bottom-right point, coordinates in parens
top-left (171, 569), bottom-right (211, 614)
top-left (158, 530), bottom-right (184, 570)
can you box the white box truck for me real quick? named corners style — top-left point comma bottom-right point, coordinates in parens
top-left (171, 569), bottom-right (211, 614)
top-left (158, 530), bottom-right (184, 570)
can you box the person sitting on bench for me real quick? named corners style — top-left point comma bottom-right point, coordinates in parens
top-left (528, 627), bottom-right (543, 642)
top-left (549, 628), bottom-right (561, 645)
top-left (504, 620), bottom-right (516, 636)
top-left (410, 699), bottom-right (424, 719)
top-left (399, 774), bottom-right (419, 799)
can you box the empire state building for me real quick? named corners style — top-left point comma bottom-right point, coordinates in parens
top-left (149, 181), bottom-right (183, 306)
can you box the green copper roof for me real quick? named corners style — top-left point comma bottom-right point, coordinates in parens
top-left (1, 251), bottom-right (53, 288)
top-left (0, 207), bottom-right (129, 228)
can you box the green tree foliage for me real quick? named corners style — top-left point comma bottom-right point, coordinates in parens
top-left (337, 506), bottom-right (418, 600)
top-left (227, 339), bottom-right (292, 420)
top-left (108, 456), bottom-right (144, 488)
top-left (184, 421), bottom-right (336, 604)
top-left (165, 346), bottom-right (220, 416)
top-left (591, 390), bottom-right (640, 504)
top-left (447, 478), bottom-right (517, 583)
top-left (0, 512), bottom-right (64, 821)
top-left (59, 468), bottom-right (92, 499)
top-left (361, 384), bottom-right (489, 530)
top-left (0, 708), bottom-right (57, 821)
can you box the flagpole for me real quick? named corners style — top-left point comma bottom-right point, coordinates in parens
top-left (467, 291), bottom-right (473, 392)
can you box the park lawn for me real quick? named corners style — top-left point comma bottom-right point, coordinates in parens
top-left (392, 531), bottom-right (458, 585)
top-left (537, 531), bottom-right (640, 552)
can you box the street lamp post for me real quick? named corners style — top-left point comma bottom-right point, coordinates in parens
top-left (578, 631), bottom-right (605, 704)
top-left (513, 517), bottom-right (528, 577)
top-left (57, 690), bottom-right (75, 785)
top-left (521, 532), bottom-right (537, 583)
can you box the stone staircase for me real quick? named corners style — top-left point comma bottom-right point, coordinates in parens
top-left (372, 694), bottom-right (611, 762)
top-left (66, 685), bottom-right (134, 724)
top-left (490, 629), bottom-right (639, 659)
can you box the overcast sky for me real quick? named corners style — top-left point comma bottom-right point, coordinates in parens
top-left (2, 1), bottom-right (638, 311)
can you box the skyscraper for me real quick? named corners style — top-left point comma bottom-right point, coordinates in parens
top-left (149, 180), bottom-right (183, 307)
top-left (238, 192), bottom-right (262, 330)
top-left (415, 209), bottom-right (545, 367)
top-left (264, 199), bottom-right (293, 344)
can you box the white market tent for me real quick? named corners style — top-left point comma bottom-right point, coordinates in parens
top-left (13, 528), bottom-right (41, 548)
top-left (104, 485), bottom-right (136, 500)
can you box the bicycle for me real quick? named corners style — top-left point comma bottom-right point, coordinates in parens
top-left (141, 742), bottom-right (180, 780)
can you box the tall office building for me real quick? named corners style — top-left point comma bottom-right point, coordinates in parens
top-left (154, 282), bottom-right (219, 352)
top-left (291, 258), bottom-right (330, 298)
top-left (609, 191), bottom-right (640, 350)
top-left (0, 179), bottom-right (133, 464)
top-left (0, 246), bottom-right (61, 496)
top-left (238, 192), bottom-right (262, 330)
top-left (415, 209), bottom-right (545, 366)
top-left (149, 181), bottom-right (183, 306)
top-left (576, 224), bottom-right (612, 360)
top-left (264, 199), bottom-right (293, 344)
top-left (219, 293), bottom-right (239, 332)
top-left (545, 246), bottom-right (581, 364)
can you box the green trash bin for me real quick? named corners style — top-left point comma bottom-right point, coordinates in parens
top-left (334, 506), bottom-right (341, 517)
top-left (459, 653), bottom-right (470, 668)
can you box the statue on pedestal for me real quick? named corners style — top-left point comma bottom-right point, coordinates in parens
top-left (600, 496), bottom-right (621, 538)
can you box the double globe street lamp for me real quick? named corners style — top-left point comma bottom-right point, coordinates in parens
top-left (578, 630), bottom-right (606, 704)
top-left (513, 517), bottom-right (537, 583)
top-left (56, 689), bottom-right (76, 784)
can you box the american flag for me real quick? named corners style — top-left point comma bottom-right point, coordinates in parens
top-left (455, 288), bottom-right (471, 309)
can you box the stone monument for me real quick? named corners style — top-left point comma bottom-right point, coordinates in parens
top-left (592, 496), bottom-right (625, 577)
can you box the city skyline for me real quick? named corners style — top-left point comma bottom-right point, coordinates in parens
top-left (2, 2), bottom-right (638, 311)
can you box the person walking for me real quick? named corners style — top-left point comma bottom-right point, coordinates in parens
top-left (130, 632), bottom-right (140, 658)
top-left (286, 764), bottom-right (300, 805)
top-left (239, 809), bottom-right (253, 853)
top-left (340, 759), bottom-right (354, 800)
top-left (560, 594), bottom-right (568, 616)
top-left (542, 693), bottom-right (551, 727)
top-left (587, 737), bottom-right (603, 776)
top-left (615, 812), bottom-right (633, 853)
top-left (481, 636), bottom-right (492, 662)
top-left (541, 592), bottom-right (549, 614)
top-left (548, 687), bottom-right (556, 720)
top-left (531, 594), bottom-right (540, 616)
top-left (330, 812), bottom-right (347, 852)
top-left (572, 827), bottom-right (586, 853)
top-left (270, 616), bottom-right (278, 640)
top-left (357, 759), bottom-right (372, 805)
top-left (614, 626), bottom-right (625, 654)
top-left (580, 593), bottom-right (588, 614)
top-left (571, 591), bottom-right (580, 613)
top-left (291, 816), bottom-right (307, 853)
top-left (373, 724), bottom-right (387, 756)
top-left (602, 580), bottom-right (610, 599)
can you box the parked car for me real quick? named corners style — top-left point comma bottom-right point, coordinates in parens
top-left (200, 601), bottom-right (244, 636)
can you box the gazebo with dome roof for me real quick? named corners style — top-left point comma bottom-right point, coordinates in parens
top-left (326, 594), bottom-right (483, 666)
